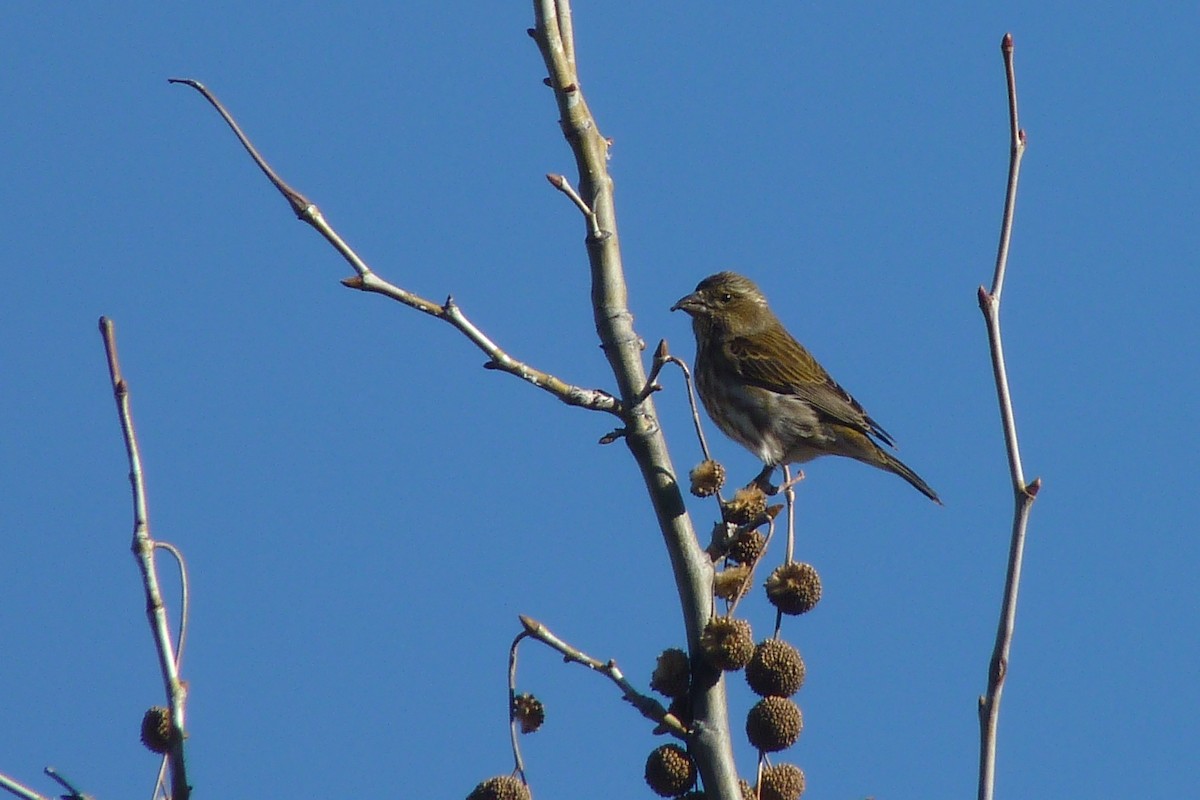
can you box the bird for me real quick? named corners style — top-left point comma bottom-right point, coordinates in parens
top-left (671, 271), bottom-right (941, 504)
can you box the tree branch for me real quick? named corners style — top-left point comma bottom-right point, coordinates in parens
top-left (167, 78), bottom-right (620, 417)
top-left (530, 3), bottom-right (740, 797)
top-left (976, 34), bottom-right (1042, 800)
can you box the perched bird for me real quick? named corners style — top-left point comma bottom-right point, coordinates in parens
top-left (672, 271), bottom-right (940, 504)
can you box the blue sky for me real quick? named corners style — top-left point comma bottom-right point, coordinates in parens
top-left (2, 4), bottom-right (1197, 799)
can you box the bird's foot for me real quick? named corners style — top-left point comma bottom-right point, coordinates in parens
top-left (749, 465), bottom-right (779, 496)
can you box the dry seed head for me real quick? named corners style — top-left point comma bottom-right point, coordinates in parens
top-left (746, 696), bottom-right (803, 752)
top-left (511, 693), bottom-right (545, 734)
top-left (650, 647), bottom-right (691, 699)
top-left (738, 779), bottom-right (757, 799)
top-left (689, 459), bottom-right (726, 497)
top-left (466, 775), bottom-right (531, 800)
top-left (765, 562), bottom-right (822, 615)
top-left (700, 616), bottom-right (755, 671)
top-left (140, 706), bottom-right (174, 754)
top-left (759, 763), bottom-right (806, 800)
top-left (727, 529), bottom-right (766, 564)
top-left (722, 485), bottom-right (768, 526)
top-left (713, 564), bottom-right (752, 601)
top-left (745, 638), bottom-right (806, 698)
top-left (644, 744), bottom-right (697, 797)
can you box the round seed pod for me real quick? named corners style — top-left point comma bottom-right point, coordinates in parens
top-left (689, 459), bottom-right (726, 497)
top-left (759, 762), bottom-right (806, 800)
top-left (714, 564), bottom-right (752, 601)
top-left (650, 647), bottom-right (691, 699)
top-left (722, 486), bottom-right (768, 526)
top-left (745, 696), bottom-right (803, 752)
top-left (700, 616), bottom-right (754, 671)
top-left (765, 562), bottom-right (822, 615)
top-left (511, 693), bottom-right (545, 734)
top-left (745, 638), bottom-right (806, 698)
top-left (466, 775), bottom-right (531, 800)
top-left (140, 706), bottom-right (174, 754)
top-left (727, 529), bottom-right (766, 565)
top-left (644, 744), bottom-right (697, 797)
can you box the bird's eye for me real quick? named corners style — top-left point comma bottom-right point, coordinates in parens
top-left (719, 292), bottom-right (733, 303)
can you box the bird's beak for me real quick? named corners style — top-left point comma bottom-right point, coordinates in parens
top-left (671, 291), bottom-right (703, 315)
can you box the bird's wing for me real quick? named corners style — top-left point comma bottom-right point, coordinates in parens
top-left (725, 324), bottom-right (897, 448)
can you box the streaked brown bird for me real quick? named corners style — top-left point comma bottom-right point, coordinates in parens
top-left (672, 271), bottom-right (941, 504)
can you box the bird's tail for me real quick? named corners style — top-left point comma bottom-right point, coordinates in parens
top-left (879, 451), bottom-right (942, 505)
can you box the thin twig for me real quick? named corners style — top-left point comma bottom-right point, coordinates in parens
top-left (652, 350), bottom-right (715, 464)
top-left (782, 465), bottom-right (796, 564)
top-left (154, 541), bottom-right (190, 669)
top-left (976, 33), bottom-right (1041, 800)
top-left (518, 615), bottom-right (688, 738)
top-left (98, 317), bottom-right (191, 800)
top-left (0, 772), bottom-right (51, 800)
top-left (169, 78), bottom-right (621, 417)
top-left (546, 173), bottom-right (601, 239)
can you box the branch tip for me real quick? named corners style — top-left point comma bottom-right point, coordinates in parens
top-left (598, 428), bottom-right (627, 445)
top-left (518, 615), bottom-right (540, 634)
top-left (168, 77), bottom-right (204, 91)
top-left (1002, 33), bottom-right (1014, 53)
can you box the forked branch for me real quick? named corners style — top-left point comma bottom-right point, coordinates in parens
top-left (530, 2), bottom-right (739, 797)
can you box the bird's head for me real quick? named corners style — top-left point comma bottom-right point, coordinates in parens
top-left (671, 271), bottom-right (771, 335)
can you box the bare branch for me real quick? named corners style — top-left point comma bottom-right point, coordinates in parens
top-left (98, 317), bottom-right (191, 800)
top-left (518, 616), bottom-right (688, 738)
top-left (976, 33), bottom-right (1041, 800)
top-left (169, 79), bottom-right (621, 417)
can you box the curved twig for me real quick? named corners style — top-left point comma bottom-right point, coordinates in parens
top-left (98, 318), bottom-right (191, 800)
top-left (976, 34), bottom-right (1042, 800)
top-left (154, 541), bottom-right (190, 670)
top-left (507, 632), bottom-right (530, 781)
top-left (168, 78), bottom-right (621, 417)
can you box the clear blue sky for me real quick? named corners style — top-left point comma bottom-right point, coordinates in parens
top-left (3, 4), bottom-right (1197, 799)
